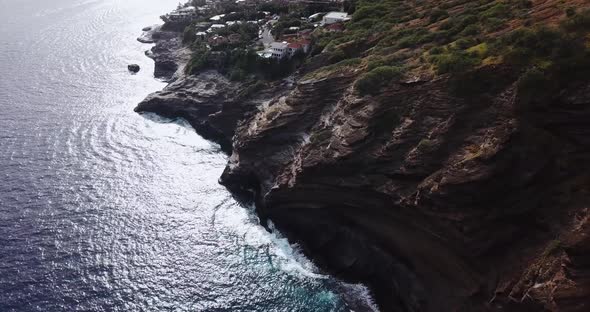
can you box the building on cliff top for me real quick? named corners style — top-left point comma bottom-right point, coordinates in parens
top-left (166, 6), bottom-right (197, 22)
top-left (269, 42), bottom-right (288, 59)
top-left (207, 24), bottom-right (226, 33)
top-left (322, 12), bottom-right (350, 25)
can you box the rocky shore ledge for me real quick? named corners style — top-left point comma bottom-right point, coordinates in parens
top-left (136, 25), bottom-right (590, 312)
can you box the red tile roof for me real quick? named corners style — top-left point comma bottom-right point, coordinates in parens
top-left (326, 23), bottom-right (344, 31)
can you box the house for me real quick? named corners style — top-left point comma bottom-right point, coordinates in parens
top-left (261, 38), bottom-right (311, 60)
top-left (286, 38), bottom-right (311, 56)
top-left (208, 35), bottom-right (228, 46)
top-left (236, 0), bottom-right (258, 6)
top-left (167, 6), bottom-right (197, 22)
top-left (209, 14), bottom-right (225, 21)
top-left (298, 39), bottom-right (311, 54)
top-left (269, 42), bottom-right (288, 59)
top-left (196, 6), bottom-right (212, 14)
top-left (178, 6), bottom-right (196, 14)
top-left (287, 42), bottom-right (302, 57)
top-left (322, 12), bottom-right (350, 25)
top-left (207, 24), bottom-right (226, 33)
top-left (196, 31), bottom-right (207, 41)
top-left (194, 22), bottom-right (212, 30)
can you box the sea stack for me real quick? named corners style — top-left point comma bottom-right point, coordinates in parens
top-left (127, 64), bottom-right (140, 73)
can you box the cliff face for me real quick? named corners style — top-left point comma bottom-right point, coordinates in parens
top-left (218, 65), bottom-right (590, 311)
top-left (135, 6), bottom-right (590, 311)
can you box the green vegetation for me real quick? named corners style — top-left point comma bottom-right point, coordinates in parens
top-left (430, 9), bottom-right (449, 23)
top-left (355, 66), bottom-right (402, 95)
top-left (271, 16), bottom-right (314, 39)
top-left (186, 45), bottom-right (304, 80)
top-left (480, 3), bottom-right (510, 19)
top-left (178, 0), bottom-right (329, 80)
top-left (304, 57), bottom-right (361, 79)
top-left (179, 0), bottom-right (590, 95)
top-left (185, 43), bottom-right (211, 75)
top-left (431, 50), bottom-right (478, 74)
top-left (303, 0), bottom-right (590, 94)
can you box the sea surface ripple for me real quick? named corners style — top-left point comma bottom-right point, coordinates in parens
top-left (0, 0), bottom-right (375, 311)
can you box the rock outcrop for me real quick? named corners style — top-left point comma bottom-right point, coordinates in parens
top-left (135, 70), bottom-right (292, 153)
top-left (139, 25), bottom-right (189, 80)
top-left (127, 64), bottom-right (140, 73)
top-left (135, 24), bottom-right (590, 312)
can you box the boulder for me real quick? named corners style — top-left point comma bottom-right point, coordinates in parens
top-left (127, 64), bottom-right (140, 73)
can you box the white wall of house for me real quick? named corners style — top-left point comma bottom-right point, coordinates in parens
top-left (270, 42), bottom-right (288, 59)
top-left (322, 12), bottom-right (349, 25)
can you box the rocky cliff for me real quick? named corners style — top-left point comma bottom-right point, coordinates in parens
top-left (135, 4), bottom-right (590, 311)
top-left (220, 65), bottom-right (590, 311)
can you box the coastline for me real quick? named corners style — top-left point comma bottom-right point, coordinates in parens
top-left (134, 6), bottom-right (590, 310)
top-left (134, 24), bottom-right (381, 311)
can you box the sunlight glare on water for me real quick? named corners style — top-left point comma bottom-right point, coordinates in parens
top-left (0, 0), bottom-right (358, 311)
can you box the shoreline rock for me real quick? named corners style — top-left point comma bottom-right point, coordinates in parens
top-left (137, 24), bottom-right (190, 81)
top-left (127, 64), bottom-right (140, 73)
top-left (137, 25), bottom-right (157, 43)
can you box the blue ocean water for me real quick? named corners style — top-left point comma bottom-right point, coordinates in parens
top-left (0, 0), bottom-right (376, 311)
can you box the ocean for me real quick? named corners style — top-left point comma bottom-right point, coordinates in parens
top-left (0, 0), bottom-right (372, 311)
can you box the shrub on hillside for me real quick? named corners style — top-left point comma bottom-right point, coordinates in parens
top-left (183, 26), bottom-right (196, 44)
top-left (352, 3), bottom-right (388, 22)
top-left (481, 3), bottom-right (510, 19)
top-left (355, 66), bottom-right (402, 95)
top-left (461, 24), bottom-right (481, 36)
top-left (562, 9), bottom-right (590, 32)
top-left (455, 37), bottom-right (477, 49)
top-left (483, 17), bottom-right (506, 31)
top-left (429, 46), bottom-right (445, 55)
top-left (432, 51), bottom-right (478, 74)
top-left (185, 44), bottom-right (211, 74)
top-left (430, 9), bottom-right (449, 23)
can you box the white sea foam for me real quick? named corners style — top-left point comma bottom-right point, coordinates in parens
top-left (214, 202), bottom-right (328, 280)
top-left (340, 282), bottom-right (381, 312)
top-left (218, 205), bottom-right (381, 311)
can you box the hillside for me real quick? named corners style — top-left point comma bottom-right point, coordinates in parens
top-left (306, 0), bottom-right (590, 91)
top-left (136, 0), bottom-right (590, 311)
